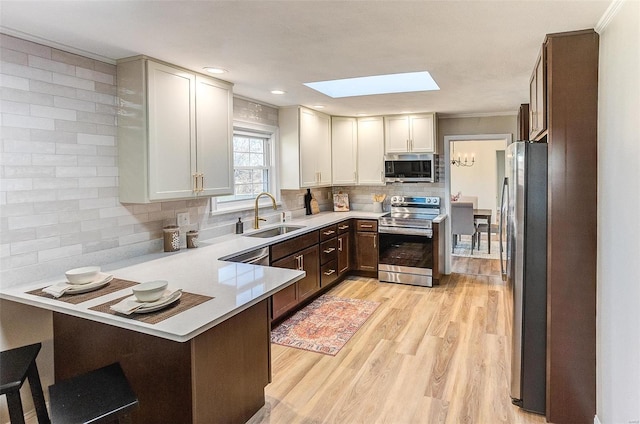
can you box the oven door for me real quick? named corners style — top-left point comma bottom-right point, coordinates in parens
top-left (378, 229), bottom-right (434, 287)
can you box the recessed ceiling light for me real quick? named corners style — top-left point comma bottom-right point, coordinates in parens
top-left (203, 67), bottom-right (228, 74)
top-left (304, 71), bottom-right (439, 98)
top-left (356, 113), bottom-right (368, 116)
top-left (313, 105), bottom-right (325, 109)
top-left (271, 90), bottom-right (286, 95)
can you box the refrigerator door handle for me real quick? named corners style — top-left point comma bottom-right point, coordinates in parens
top-left (499, 176), bottom-right (508, 280)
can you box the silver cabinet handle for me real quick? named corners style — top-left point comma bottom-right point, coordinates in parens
top-left (323, 230), bottom-right (335, 236)
top-left (324, 269), bottom-right (336, 276)
top-left (373, 234), bottom-right (377, 249)
top-left (323, 247), bottom-right (336, 254)
top-left (338, 238), bottom-right (343, 251)
top-left (361, 224), bottom-right (373, 228)
top-left (296, 254), bottom-right (303, 270)
top-left (193, 173), bottom-right (198, 192)
top-left (338, 225), bottom-right (349, 230)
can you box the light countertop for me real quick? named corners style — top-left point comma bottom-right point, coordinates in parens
top-left (0, 211), bottom-right (383, 343)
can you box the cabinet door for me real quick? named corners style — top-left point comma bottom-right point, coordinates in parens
top-left (316, 112), bottom-right (332, 186)
top-left (355, 232), bottom-right (378, 272)
top-left (331, 117), bottom-right (357, 185)
top-left (529, 49), bottom-right (546, 141)
top-left (300, 108), bottom-right (331, 187)
top-left (384, 115), bottom-right (410, 153)
top-left (147, 61), bottom-right (196, 201)
top-left (271, 254), bottom-right (300, 319)
top-left (337, 232), bottom-right (351, 275)
top-left (300, 108), bottom-right (320, 187)
top-left (357, 117), bottom-right (385, 185)
top-left (195, 76), bottom-right (233, 196)
top-left (410, 113), bottom-right (436, 152)
top-left (297, 245), bottom-right (320, 302)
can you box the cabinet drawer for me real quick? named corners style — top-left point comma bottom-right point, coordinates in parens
top-left (270, 231), bottom-right (319, 262)
top-left (321, 260), bottom-right (338, 288)
top-left (320, 239), bottom-right (337, 264)
top-left (319, 224), bottom-right (338, 241)
top-left (337, 220), bottom-right (352, 234)
top-left (356, 220), bottom-right (378, 232)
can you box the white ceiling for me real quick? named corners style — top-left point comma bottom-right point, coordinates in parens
top-left (0, 1), bottom-right (611, 117)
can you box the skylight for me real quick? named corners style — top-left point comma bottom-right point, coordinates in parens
top-left (303, 71), bottom-right (440, 98)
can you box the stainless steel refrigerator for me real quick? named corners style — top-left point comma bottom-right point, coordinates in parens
top-left (499, 141), bottom-right (547, 415)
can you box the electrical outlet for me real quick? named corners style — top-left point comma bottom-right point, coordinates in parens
top-left (297, 195), bottom-right (304, 207)
top-left (177, 212), bottom-right (189, 227)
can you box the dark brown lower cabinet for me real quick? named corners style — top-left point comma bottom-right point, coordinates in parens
top-left (337, 232), bottom-right (350, 275)
top-left (271, 244), bottom-right (319, 320)
top-left (355, 232), bottom-right (377, 272)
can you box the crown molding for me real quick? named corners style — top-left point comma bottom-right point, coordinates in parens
top-left (438, 111), bottom-right (518, 119)
top-left (0, 27), bottom-right (116, 64)
top-left (595, 0), bottom-right (625, 34)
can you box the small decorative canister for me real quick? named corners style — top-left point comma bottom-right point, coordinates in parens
top-left (163, 226), bottom-right (180, 252)
top-left (186, 230), bottom-right (199, 248)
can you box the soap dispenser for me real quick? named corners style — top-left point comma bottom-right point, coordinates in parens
top-left (235, 218), bottom-right (244, 234)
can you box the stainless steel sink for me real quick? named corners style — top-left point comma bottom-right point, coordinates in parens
top-left (244, 225), bottom-right (305, 238)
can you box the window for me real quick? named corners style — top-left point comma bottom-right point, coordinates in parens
top-left (211, 123), bottom-right (278, 212)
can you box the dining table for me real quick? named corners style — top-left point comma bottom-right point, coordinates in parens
top-left (473, 209), bottom-right (492, 253)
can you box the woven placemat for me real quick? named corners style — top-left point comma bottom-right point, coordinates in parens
top-left (90, 292), bottom-right (214, 325)
top-left (27, 278), bottom-right (138, 305)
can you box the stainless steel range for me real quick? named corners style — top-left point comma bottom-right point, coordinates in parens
top-left (378, 196), bottom-right (441, 287)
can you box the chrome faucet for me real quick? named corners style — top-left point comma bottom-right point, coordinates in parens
top-left (254, 192), bottom-right (277, 229)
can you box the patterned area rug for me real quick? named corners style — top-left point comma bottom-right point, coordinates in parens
top-left (271, 294), bottom-right (380, 356)
top-left (452, 235), bottom-right (503, 260)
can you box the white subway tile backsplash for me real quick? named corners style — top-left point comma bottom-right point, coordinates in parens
top-left (32, 177), bottom-right (78, 190)
top-left (56, 188), bottom-right (99, 201)
top-left (1, 100), bottom-right (30, 115)
top-left (33, 154), bottom-right (77, 166)
top-left (2, 113), bottom-right (54, 130)
top-left (31, 104), bottom-right (76, 121)
top-left (55, 166), bottom-right (96, 178)
top-left (4, 139), bottom-right (56, 154)
top-left (1, 62), bottom-right (52, 83)
top-left (52, 73), bottom-right (94, 91)
top-left (0, 153), bottom-right (32, 166)
top-left (38, 244), bottom-right (82, 262)
top-left (75, 67), bottom-right (114, 85)
top-left (77, 133), bottom-right (114, 146)
top-left (28, 55), bottom-right (75, 76)
top-left (0, 74), bottom-right (30, 91)
top-left (8, 213), bottom-right (58, 230)
top-left (6, 189), bottom-right (56, 204)
top-left (0, 35), bottom-right (281, 287)
top-left (11, 237), bottom-right (59, 255)
top-left (78, 176), bottom-right (116, 188)
top-left (53, 96), bottom-right (95, 112)
top-left (0, 178), bottom-right (33, 191)
top-left (4, 166), bottom-right (55, 178)
top-left (36, 222), bottom-right (81, 238)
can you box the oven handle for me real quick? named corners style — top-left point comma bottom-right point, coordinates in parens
top-left (378, 226), bottom-right (433, 237)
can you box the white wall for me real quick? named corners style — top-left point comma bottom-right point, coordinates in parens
top-left (596, 0), bottom-right (640, 422)
top-left (450, 139), bottom-right (505, 223)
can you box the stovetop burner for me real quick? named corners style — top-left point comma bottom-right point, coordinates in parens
top-left (379, 196), bottom-right (441, 231)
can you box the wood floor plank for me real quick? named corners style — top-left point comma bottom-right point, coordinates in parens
top-left (247, 257), bottom-right (546, 424)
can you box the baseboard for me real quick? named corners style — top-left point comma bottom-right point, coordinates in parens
top-left (594, 414), bottom-right (602, 424)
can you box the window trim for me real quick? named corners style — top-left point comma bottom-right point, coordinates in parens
top-left (210, 120), bottom-right (279, 214)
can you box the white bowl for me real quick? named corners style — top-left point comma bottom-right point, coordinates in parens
top-left (132, 280), bottom-right (168, 302)
top-left (65, 266), bottom-right (101, 285)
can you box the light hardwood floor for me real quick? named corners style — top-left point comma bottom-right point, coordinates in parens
top-left (248, 258), bottom-right (545, 424)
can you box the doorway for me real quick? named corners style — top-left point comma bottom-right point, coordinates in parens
top-left (443, 134), bottom-right (512, 275)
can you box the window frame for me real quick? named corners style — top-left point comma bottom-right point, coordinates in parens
top-left (210, 120), bottom-right (279, 215)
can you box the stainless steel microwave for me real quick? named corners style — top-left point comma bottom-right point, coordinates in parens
top-left (384, 153), bottom-right (439, 183)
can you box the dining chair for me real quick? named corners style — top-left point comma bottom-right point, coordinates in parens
top-left (451, 202), bottom-right (478, 253)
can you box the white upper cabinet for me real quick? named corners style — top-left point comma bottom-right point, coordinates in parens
top-left (331, 116), bottom-right (385, 186)
top-left (280, 106), bottom-right (331, 189)
top-left (331, 117), bottom-right (358, 185)
top-left (117, 57), bottom-right (233, 203)
top-left (356, 117), bottom-right (385, 185)
top-left (384, 113), bottom-right (436, 153)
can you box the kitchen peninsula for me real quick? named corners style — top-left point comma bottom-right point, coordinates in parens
top-left (0, 211), bottom-right (383, 423)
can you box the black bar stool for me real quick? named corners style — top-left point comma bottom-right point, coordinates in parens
top-left (49, 362), bottom-right (138, 424)
top-left (0, 342), bottom-right (50, 424)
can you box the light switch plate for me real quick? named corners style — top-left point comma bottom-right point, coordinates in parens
top-left (177, 212), bottom-right (189, 227)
